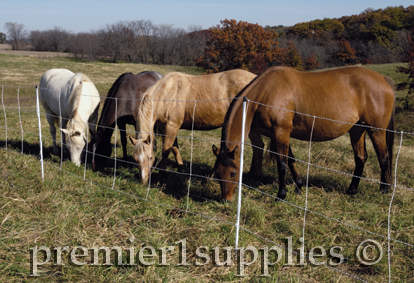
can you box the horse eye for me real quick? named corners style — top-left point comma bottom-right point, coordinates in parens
top-left (231, 172), bottom-right (237, 178)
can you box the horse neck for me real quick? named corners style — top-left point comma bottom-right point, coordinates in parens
top-left (137, 98), bottom-right (156, 139)
top-left (68, 111), bottom-right (88, 133)
top-left (97, 98), bottom-right (117, 131)
top-left (222, 97), bottom-right (256, 151)
top-left (69, 81), bottom-right (97, 133)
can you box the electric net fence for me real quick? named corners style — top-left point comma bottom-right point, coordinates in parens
top-left (1, 84), bottom-right (414, 282)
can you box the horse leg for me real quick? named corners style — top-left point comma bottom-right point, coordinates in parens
top-left (368, 129), bottom-right (391, 194)
top-left (88, 103), bottom-right (100, 136)
top-left (346, 126), bottom-right (368, 195)
top-left (288, 145), bottom-right (303, 194)
top-left (45, 110), bottom-right (59, 155)
top-left (171, 137), bottom-right (184, 170)
top-left (248, 130), bottom-right (264, 177)
top-left (61, 118), bottom-right (69, 155)
top-left (159, 127), bottom-right (182, 171)
top-left (118, 122), bottom-right (128, 161)
top-left (273, 127), bottom-right (291, 200)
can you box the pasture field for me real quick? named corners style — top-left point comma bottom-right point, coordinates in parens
top-left (1, 54), bottom-right (414, 282)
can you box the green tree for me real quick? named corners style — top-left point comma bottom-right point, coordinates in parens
top-left (0, 32), bottom-right (5, 44)
top-left (195, 19), bottom-right (280, 73)
top-left (281, 41), bottom-right (303, 70)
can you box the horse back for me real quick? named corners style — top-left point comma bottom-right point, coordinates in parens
top-left (39, 68), bottom-right (76, 117)
top-left (228, 66), bottom-right (395, 142)
top-left (98, 71), bottom-right (162, 129)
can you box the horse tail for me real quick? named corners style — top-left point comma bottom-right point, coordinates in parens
top-left (384, 75), bottom-right (395, 176)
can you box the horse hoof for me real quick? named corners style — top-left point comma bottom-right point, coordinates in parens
top-left (277, 192), bottom-right (287, 200)
top-left (294, 187), bottom-right (301, 195)
top-left (380, 185), bottom-right (389, 194)
top-left (177, 164), bottom-right (185, 172)
top-left (346, 187), bottom-right (358, 195)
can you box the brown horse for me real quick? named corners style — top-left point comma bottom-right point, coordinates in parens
top-left (129, 69), bottom-right (256, 184)
top-left (213, 66), bottom-right (395, 201)
top-left (90, 71), bottom-right (163, 171)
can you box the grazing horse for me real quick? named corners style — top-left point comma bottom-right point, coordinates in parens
top-left (212, 66), bottom-right (395, 201)
top-left (90, 71), bottom-right (163, 171)
top-left (39, 68), bottom-right (100, 166)
top-left (129, 69), bottom-right (256, 184)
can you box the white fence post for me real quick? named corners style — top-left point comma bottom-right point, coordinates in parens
top-left (235, 97), bottom-right (248, 251)
top-left (388, 131), bottom-right (403, 282)
top-left (17, 86), bottom-right (24, 154)
top-left (1, 85), bottom-right (7, 150)
top-left (112, 98), bottom-right (118, 190)
top-left (35, 85), bottom-right (45, 180)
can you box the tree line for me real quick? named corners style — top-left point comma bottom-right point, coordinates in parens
top-left (2, 5), bottom-right (414, 72)
top-left (3, 20), bottom-right (208, 66)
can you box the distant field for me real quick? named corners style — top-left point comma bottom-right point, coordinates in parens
top-left (0, 43), bottom-right (72, 57)
top-left (0, 54), bottom-right (413, 282)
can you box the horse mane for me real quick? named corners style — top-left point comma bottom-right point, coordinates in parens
top-left (220, 75), bottom-right (260, 146)
top-left (217, 75), bottom-right (261, 168)
top-left (68, 73), bottom-right (95, 135)
top-left (137, 82), bottom-right (158, 139)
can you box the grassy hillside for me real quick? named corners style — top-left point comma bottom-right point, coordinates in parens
top-left (0, 54), bottom-right (413, 282)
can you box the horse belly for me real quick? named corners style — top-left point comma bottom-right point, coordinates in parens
top-left (291, 120), bottom-right (354, 142)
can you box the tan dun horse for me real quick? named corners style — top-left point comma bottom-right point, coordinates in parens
top-left (129, 69), bottom-right (256, 184)
top-left (213, 66), bottom-right (395, 201)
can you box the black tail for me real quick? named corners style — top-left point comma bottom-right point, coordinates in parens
top-left (384, 76), bottom-right (395, 177)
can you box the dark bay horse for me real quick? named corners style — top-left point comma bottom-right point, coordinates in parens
top-left (129, 69), bottom-right (257, 184)
top-left (90, 71), bottom-right (163, 171)
top-left (213, 66), bottom-right (395, 201)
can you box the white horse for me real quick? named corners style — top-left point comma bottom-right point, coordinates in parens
top-left (39, 68), bottom-right (101, 166)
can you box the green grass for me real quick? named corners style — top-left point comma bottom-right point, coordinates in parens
top-left (1, 55), bottom-right (414, 282)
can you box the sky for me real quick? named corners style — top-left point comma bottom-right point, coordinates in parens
top-left (1, 0), bottom-right (413, 35)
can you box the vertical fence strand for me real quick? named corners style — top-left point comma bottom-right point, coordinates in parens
top-left (388, 131), bottom-right (404, 282)
top-left (112, 98), bottom-right (118, 190)
top-left (302, 115), bottom-right (316, 251)
top-left (83, 119), bottom-right (89, 180)
top-left (146, 99), bottom-right (154, 200)
top-left (235, 97), bottom-right (248, 251)
top-left (2, 85), bottom-right (7, 150)
top-left (58, 89), bottom-right (63, 169)
top-left (186, 101), bottom-right (197, 212)
top-left (17, 86), bottom-right (24, 154)
top-left (35, 86), bottom-right (44, 180)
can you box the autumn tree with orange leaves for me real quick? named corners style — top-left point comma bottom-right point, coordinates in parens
top-left (333, 39), bottom-right (357, 65)
top-left (195, 19), bottom-right (280, 74)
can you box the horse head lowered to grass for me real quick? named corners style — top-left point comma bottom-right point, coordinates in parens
top-left (39, 68), bottom-right (101, 166)
top-left (213, 66), bottom-right (395, 201)
top-left (129, 69), bottom-right (257, 184)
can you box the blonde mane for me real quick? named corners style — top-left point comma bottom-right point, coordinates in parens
top-left (137, 83), bottom-right (157, 140)
top-left (66, 74), bottom-right (94, 138)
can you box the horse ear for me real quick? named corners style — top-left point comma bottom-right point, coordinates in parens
top-left (229, 146), bottom-right (239, 159)
top-left (61, 128), bottom-right (69, 135)
top-left (212, 145), bottom-right (220, 157)
top-left (129, 135), bottom-right (138, 146)
top-left (145, 135), bottom-right (151, 144)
